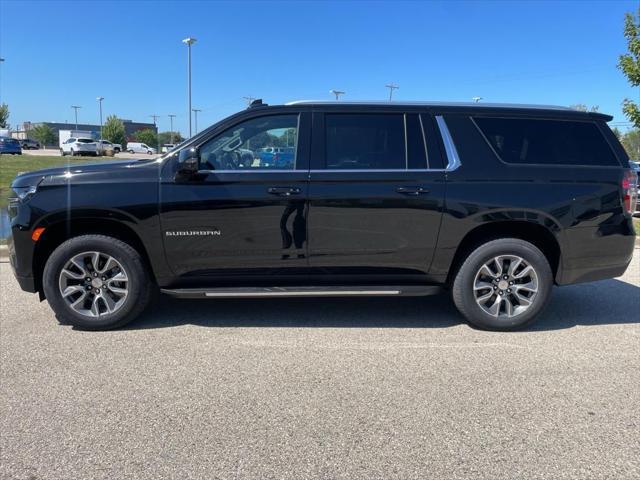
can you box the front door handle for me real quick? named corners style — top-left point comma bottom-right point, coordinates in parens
top-left (396, 186), bottom-right (429, 196)
top-left (268, 186), bottom-right (301, 197)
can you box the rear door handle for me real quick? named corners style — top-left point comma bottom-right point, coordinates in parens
top-left (268, 186), bottom-right (301, 196)
top-left (396, 186), bottom-right (429, 196)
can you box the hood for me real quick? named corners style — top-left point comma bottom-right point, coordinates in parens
top-left (11, 158), bottom-right (160, 188)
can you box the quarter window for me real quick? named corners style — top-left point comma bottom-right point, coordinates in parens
top-left (474, 117), bottom-right (619, 166)
top-left (199, 115), bottom-right (299, 171)
top-left (324, 114), bottom-right (406, 170)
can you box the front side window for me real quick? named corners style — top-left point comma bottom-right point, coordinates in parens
top-left (199, 114), bottom-right (299, 171)
top-left (474, 117), bottom-right (619, 166)
top-left (324, 114), bottom-right (406, 170)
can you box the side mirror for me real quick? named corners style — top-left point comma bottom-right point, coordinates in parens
top-left (176, 147), bottom-right (199, 178)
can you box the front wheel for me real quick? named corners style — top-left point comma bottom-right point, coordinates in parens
top-left (452, 238), bottom-right (553, 331)
top-left (128, 149), bottom-right (134, 154)
top-left (42, 235), bottom-right (154, 330)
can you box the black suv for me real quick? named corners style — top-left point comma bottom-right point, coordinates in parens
top-left (7, 101), bottom-right (638, 331)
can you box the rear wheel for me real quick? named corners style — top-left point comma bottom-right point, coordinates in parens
top-left (452, 238), bottom-right (552, 331)
top-left (43, 235), bottom-right (154, 330)
top-left (128, 149), bottom-right (134, 154)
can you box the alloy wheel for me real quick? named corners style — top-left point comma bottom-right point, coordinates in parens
top-left (473, 255), bottom-right (539, 318)
top-left (58, 251), bottom-right (129, 318)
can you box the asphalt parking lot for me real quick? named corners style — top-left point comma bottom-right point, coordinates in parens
top-left (1, 252), bottom-right (639, 480)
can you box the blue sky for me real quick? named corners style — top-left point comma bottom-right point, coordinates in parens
top-left (0, 0), bottom-right (638, 135)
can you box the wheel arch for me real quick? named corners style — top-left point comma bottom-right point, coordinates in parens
top-left (445, 220), bottom-right (562, 286)
top-left (32, 216), bottom-right (155, 298)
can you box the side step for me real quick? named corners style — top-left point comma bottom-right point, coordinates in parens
top-left (160, 285), bottom-right (443, 299)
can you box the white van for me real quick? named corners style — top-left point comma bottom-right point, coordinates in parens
top-left (126, 142), bottom-right (156, 155)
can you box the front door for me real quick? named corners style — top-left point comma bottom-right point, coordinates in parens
top-left (307, 111), bottom-right (446, 278)
top-left (160, 112), bottom-right (310, 279)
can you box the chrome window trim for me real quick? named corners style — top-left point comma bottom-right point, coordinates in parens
top-left (403, 114), bottom-right (408, 170)
top-left (309, 169), bottom-right (447, 173)
top-left (196, 169), bottom-right (300, 174)
top-left (435, 115), bottom-right (462, 172)
top-left (418, 114), bottom-right (430, 169)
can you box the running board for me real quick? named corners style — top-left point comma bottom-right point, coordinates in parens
top-left (160, 285), bottom-right (443, 299)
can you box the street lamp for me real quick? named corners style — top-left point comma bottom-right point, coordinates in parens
top-left (168, 114), bottom-right (176, 144)
top-left (71, 105), bottom-right (81, 130)
top-left (385, 83), bottom-right (399, 101)
top-left (330, 89), bottom-right (345, 101)
top-left (192, 108), bottom-right (201, 134)
top-left (96, 96), bottom-right (104, 143)
top-left (182, 36), bottom-right (197, 137)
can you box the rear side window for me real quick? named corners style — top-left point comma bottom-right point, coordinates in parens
top-left (474, 117), bottom-right (619, 167)
top-left (325, 114), bottom-right (406, 170)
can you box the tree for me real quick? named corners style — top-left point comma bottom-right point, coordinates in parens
top-left (158, 131), bottom-right (184, 146)
top-left (102, 115), bottom-right (126, 147)
top-left (30, 124), bottom-right (55, 148)
top-left (621, 129), bottom-right (640, 160)
top-left (617, 8), bottom-right (640, 128)
top-left (569, 104), bottom-right (599, 112)
top-left (0, 103), bottom-right (9, 128)
top-left (134, 128), bottom-right (157, 148)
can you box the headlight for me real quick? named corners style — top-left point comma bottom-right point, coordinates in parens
top-left (11, 185), bottom-right (38, 202)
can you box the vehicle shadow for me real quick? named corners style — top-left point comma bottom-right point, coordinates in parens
top-left (125, 278), bottom-right (640, 332)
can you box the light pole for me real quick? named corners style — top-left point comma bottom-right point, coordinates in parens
top-left (192, 108), bottom-right (201, 134)
top-left (169, 113), bottom-right (175, 145)
top-left (149, 114), bottom-right (160, 151)
top-left (71, 105), bottom-right (81, 130)
top-left (168, 114), bottom-right (176, 144)
top-left (330, 89), bottom-right (345, 101)
top-left (96, 96), bottom-right (104, 143)
top-left (182, 37), bottom-right (197, 137)
top-left (0, 57), bottom-right (4, 103)
top-left (385, 83), bottom-right (399, 101)
top-left (472, 96), bottom-right (483, 103)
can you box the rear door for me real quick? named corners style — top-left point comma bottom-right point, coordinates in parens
top-left (160, 110), bottom-right (311, 278)
top-left (307, 109), bottom-right (446, 277)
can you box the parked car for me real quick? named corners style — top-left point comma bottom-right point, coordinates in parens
top-left (96, 140), bottom-right (122, 154)
top-left (20, 138), bottom-right (40, 150)
top-left (631, 161), bottom-right (640, 215)
top-left (60, 137), bottom-right (98, 156)
top-left (258, 146), bottom-right (295, 168)
top-left (127, 142), bottom-right (156, 155)
top-left (6, 101), bottom-right (637, 331)
top-left (0, 136), bottom-right (22, 155)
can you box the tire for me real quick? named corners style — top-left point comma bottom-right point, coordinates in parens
top-left (70, 149), bottom-right (76, 156)
top-left (60, 149), bottom-right (65, 156)
top-left (147, 150), bottom-right (152, 155)
top-left (42, 235), bottom-right (154, 330)
top-left (128, 149), bottom-right (134, 154)
top-left (452, 238), bottom-right (553, 331)
top-left (114, 148), bottom-right (120, 153)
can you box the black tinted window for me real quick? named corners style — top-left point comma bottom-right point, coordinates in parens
top-left (325, 114), bottom-right (406, 169)
top-left (474, 117), bottom-right (619, 166)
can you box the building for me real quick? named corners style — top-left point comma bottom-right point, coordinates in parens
top-left (18, 120), bottom-right (158, 147)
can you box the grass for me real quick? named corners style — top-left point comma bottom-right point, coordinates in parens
top-left (0, 154), bottom-right (109, 208)
top-left (634, 217), bottom-right (640, 235)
